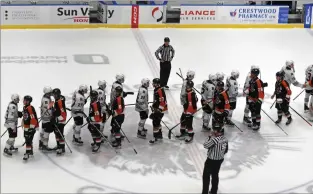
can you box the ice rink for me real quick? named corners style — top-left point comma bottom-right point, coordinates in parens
top-left (1, 28), bottom-right (313, 193)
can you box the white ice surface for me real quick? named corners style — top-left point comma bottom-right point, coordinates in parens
top-left (1, 28), bottom-right (313, 193)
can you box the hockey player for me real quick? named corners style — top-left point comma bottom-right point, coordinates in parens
top-left (149, 78), bottom-right (168, 144)
top-left (110, 86), bottom-right (125, 148)
top-left (247, 68), bottom-right (264, 130)
top-left (201, 74), bottom-right (216, 131)
top-left (180, 70), bottom-right (195, 106)
top-left (39, 86), bottom-right (54, 151)
top-left (216, 72), bottom-right (225, 84)
top-left (87, 90), bottom-right (104, 153)
top-left (3, 94), bottom-right (23, 156)
top-left (136, 78), bottom-right (150, 139)
top-left (303, 65), bottom-right (313, 112)
top-left (96, 80), bottom-right (109, 139)
top-left (71, 84), bottom-right (88, 145)
top-left (243, 65), bottom-right (259, 126)
top-left (212, 81), bottom-right (230, 132)
top-left (51, 88), bottom-right (67, 155)
top-left (110, 74), bottom-right (126, 106)
top-left (176, 81), bottom-right (198, 143)
top-left (22, 95), bottom-right (39, 161)
top-left (271, 72), bottom-right (292, 125)
top-left (225, 70), bottom-right (240, 126)
top-left (280, 60), bottom-right (303, 88)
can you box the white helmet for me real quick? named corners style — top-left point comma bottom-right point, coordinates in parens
top-left (251, 65), bottom-right (260, 70)
top-left (209, 74), bottom-right (217, 81)
top-left (186, 70), bottom-right (195, 80)
top-left (141, 78), bottom-right (150, 88)
top-left (98, 80), bottom-right (107, 89)
top-left (231, 70), bottom-right (240, 79)
top-left (286, 60), bottom-right (294, 67)
top-left (79, 84), bottom-right (88, 93)
top-left (43, 86), bottom-right (52, 94)
top-left (216, 72), bottom-right (225, 81)
top-left (116, 74), bottom-right (125, 83)
top-left (11, 94), bottom-right (20, 103)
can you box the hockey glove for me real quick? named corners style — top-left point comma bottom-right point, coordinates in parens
top-left (263, 82), bottom-right (268, 87)
top-left (18, 111), bottom-right (23, 118)
top-left (107, 109), bottom-right (113, 116)
top-left (222, 111), bottom-right (229, 118)
top-left (276, 98), bottom-right (283, 104)
top-left (86, 117), bottom-right (91, 123)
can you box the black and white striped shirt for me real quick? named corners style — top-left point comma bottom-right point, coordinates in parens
top-left (155, 44), bottom-right (175, 62)
top-left (203, 135), bottom-right (228, 160)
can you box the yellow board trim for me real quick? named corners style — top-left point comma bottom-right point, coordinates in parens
top-left (0, 23), bottom-right (310, 29)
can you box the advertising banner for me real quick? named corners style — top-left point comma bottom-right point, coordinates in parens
top-left (304, 4), bottom-right (312, 28)
top-left (180, 5), bottom-right (289, 24)
top-left (0, 5), bottom-right (49, 25)
top-left (50, 5), bottom-right (90, 24)
top-left (138, 6), bottom-right (164, 24)
top-left (107, 5), bottom-right (132, 24)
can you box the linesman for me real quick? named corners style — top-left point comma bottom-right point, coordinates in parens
top-left (202, 128), bottom-right (228, 194)
top-left (155, 37), bottom-right (175, 89)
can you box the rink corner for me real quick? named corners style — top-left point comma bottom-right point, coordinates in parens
top-left (0, 24), bottom-right (308, 29)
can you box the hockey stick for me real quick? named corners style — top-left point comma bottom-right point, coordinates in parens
top-left (270, 100), bottom-right (276, 109)
top-left (80, 111), bottom-right (117, 153)
top-left (261, 109), bottom-right (288, 135)
top-left (112, 118), bottom-right (137, 154)
top-left (293, 89), bottom-right (304, 101)
top-left (176, 72), bottom-right (201, 94)
top-left (149, 106), bottom-right (177, 140)
top-left (289, 105), bottom-right (312, 126)
top-left (125, 102), bottom-right (153, 107)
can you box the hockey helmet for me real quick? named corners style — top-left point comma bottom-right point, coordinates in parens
top-left (186, 80), bottom-right (194, 89)
top-left (43, 86), bottom-right (52, 94)
top-left (216, 81), bottom-right (224, 88)
top-left (231, 70), bottom-right (240, 79)
top-left (251, 65), bottom-right (260, 71)
top-left (141, 78), bottom-right (150, 88)
top-left (209, 74), bottom-right (217, 81)
top-left (53, 88), bottom-right (61, 99)
top-left (98, 80), bottom-right (107, 89)
top-left (23, 95), bottom-right (32, 104)
top-left (152, 78), bottom-right (161, 86)
top-left (285, 60), bottom-right (294, 68)
top-left (216, 72), bottom-right (225, 81)
top-left (164, 37), bottom-right (170, 42)
top-left (186, 70), bottom-right (195, 80)
top-left (116, 74), bottom-right (125, 83)
top-left (90, 90), bottom-right (98, 101)
top-left (251, 68), bottom-right (260, 76)
top-left (79, 84), bottom-right (88, 94)
top-left (115, 86), bottom-right (123, 94)
top-left (11, 94), bottom-right (20, 104)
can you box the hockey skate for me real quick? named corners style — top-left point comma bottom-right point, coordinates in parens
top-left (286, 117), bottom-right (292, 125)
top-left (175, 132), bottom-right (188, 140)
top-left (3, 148), bottom-right (12, 156)
top-left (185, 134), bottom-right (194, 143)
top-left (92, 145), bottom-right (101, 153)
top-left (56, 148), bottom-right (65, 156)
top-left (202, 125), bottom-right (211, 131)
top-left (137, 130), bottom-right (147, 139)
top-left (275, 118), bottom-right (282, 124)
top-left (10, 146), bottom-right (18, 152)
top-left (225, 119), bottom-right (235, 127)
top-left (149, 137), bottom-right (162, 144)
top-left (72, 135), bottom-right (83, 145)
top-left (41, 145), bottom-right (54, 152)
top-left (23, 153), bottom-right (29, 161)
top-left (243, 116), bottom-right (252, 127)
top-left (38, 140), bottom-right (43, 150)
top-left (305, 104), bottom-right (309, 113)
top-left (252, 124), bottom-right (260, 131)
top-left (112, 141), bottom-right (121, 149)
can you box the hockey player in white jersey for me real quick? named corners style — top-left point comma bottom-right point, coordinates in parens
top-left (281, 60), bottom-right (303, 88)
top-left (136, 78), bottom-right (150, 139)
top-left (71, 84), bottom-right (88, 145)
top-left (304, 64), bottom-right (313, 112)
top-left (96, 80), bottom-right (109, 140)
top-left (180, 70), bottom-right (195, 106)
top-left (110, 74), bottom-right (125, 106)
top-left (201, 74), bottom-right (216, 131)
top-left (3, 94), bottom-right (23, 156)
top-left (225, 70), bottom-right (240, 126)
top-left (39, 86), bottom-right (55, 151)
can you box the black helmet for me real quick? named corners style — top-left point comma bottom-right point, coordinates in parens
top-left (276, 71), bottom-right (285, 77)
top-left (186, 80), bottom-right (194, 89)
top-left (216, 81), bottom-right (224, 88)
top-left (115, 86), bottom-right (123, 94)
top-left (251, 68), bottom-right (260, 76)
top-left (53, 88), bottom-right (61, 97)
top-left (23, 95), bottom-right (32, 103)
top-left (90, 90), bottom-right (98, 101)
top-left (152, 78), bottom-right (161, 85)
top-left (164, 37), bottom-right (170, 42)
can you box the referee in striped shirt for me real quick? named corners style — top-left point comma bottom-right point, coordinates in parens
top-left (155, 37), bottom-right (175, 89)
top-left (202, 128), bottom-right (228, 194)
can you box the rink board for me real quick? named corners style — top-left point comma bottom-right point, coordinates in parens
top-left (0, 23), bottom-right (308, 29)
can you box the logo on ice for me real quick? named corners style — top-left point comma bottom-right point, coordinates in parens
top-left (57, 7), bottom-right (89, 23)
